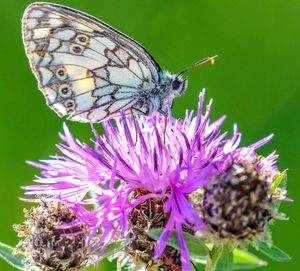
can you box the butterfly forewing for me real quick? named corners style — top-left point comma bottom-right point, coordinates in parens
top-left (22, 3), bottom-right (161, 122)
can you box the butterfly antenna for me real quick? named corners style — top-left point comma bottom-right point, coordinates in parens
top-left (176, 55), bottom-right (218, 77)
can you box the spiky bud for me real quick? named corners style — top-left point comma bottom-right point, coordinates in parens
top-left (201, 160), bottom-right (276, 243)
top-left (14, 201), bottom-right (88, 271)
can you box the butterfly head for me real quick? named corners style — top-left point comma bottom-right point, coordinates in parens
top-left (170, 76), bottom-right (188, 97)
top-left (155, 72), bottom-right (188, 115)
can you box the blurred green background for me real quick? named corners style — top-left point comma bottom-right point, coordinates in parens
top-left (0, 0), bottom-right (299, 270)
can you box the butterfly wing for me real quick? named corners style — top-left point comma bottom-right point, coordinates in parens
top-left (22, 3), bottom-right (161, 122)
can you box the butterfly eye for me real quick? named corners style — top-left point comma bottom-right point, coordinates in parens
top-left (171, 78), bottom-right (187, 95)
top-left (76, 34), bottom-right (89, 45)
top-left (58, 84), bottom-right (72, 98)
top-left (56, 67), bottom-right (67, 80)
top-left (71, 44), bottom-right (84, 55)
top-left (171, 78), bottom-right (182, 91)
top-left (64, 99), bottom-right (76, 112)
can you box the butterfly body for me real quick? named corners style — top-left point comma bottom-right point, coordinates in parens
top-left (22, 2), bottom-right (187, 122)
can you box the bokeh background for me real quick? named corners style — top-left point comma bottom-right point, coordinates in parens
top-left (0, 0), bottom-right (299, 270)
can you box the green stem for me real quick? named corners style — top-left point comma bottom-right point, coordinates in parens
top-left (205, 245), bottom-right (223, 271)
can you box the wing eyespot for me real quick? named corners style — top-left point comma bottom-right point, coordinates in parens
top-left (56, 67), bottom-right (67, 80)
top-left (71, 44), bottom-right (84, 55)
top-left (58, 84), bottom-right (72, 98)
top-left (64, 99), bottom-right (76, 112)
top-left (76, 34), bottom-right (89, 45)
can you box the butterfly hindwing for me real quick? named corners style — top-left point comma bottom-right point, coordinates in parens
top-left (22, 3), bottom-right (161, 122)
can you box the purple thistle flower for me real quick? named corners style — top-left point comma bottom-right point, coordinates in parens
top-left (23, 126), bottom-right (111, 202)
top-left (23, 91), bottom-right (230, 271)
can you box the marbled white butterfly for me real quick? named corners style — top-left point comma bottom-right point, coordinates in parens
top-left (22, 2), bottom-right (216, 122)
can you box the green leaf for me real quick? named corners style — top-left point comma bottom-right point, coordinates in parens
top-left (100, 239), bottom-right (131, 259)
top-left (0, 242), bottom-right (25, 270)
top-left (233, 249), bottom-right (267, 270)
top-left (216, 246), bottom-right (233, 271)
top-left (258, 241), bottom-right (291, 262)
top-left (193, 249), bottom-right (267, 270)
top-left (270, 171), bottom-right (287, 192)
top-left (148, 229), bottom-right (209, 258)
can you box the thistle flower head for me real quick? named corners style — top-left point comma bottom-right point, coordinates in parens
top-left (191, 127), bottom-right (287, 245)
top-left (23, 91), bottom-right (227, 271)
top-left (14, 200), bottom-right (88, 271)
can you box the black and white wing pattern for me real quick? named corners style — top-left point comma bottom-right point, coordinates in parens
top-left (22, 2), bottom-right (162, 122)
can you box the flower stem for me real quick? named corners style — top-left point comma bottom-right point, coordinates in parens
top-left (205, 245), bottom-right (223, 271)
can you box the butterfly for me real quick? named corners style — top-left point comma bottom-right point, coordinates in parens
top-left (22, 2), bottom-right (216, 123)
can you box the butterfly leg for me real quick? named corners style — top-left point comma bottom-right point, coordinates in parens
top-left (130, 108), bottom-right (138, 145)
top-left (156, 109), bottom-right (168, 144)
top-left (162, 115), bottom-right (168, 145)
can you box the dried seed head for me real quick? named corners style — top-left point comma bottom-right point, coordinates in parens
top-left (200, 161), bottom-right (275, 243)
top-left (14, 201), bottom-right (88, 271)
top-left (124, 189), bottom-right (182, 271)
